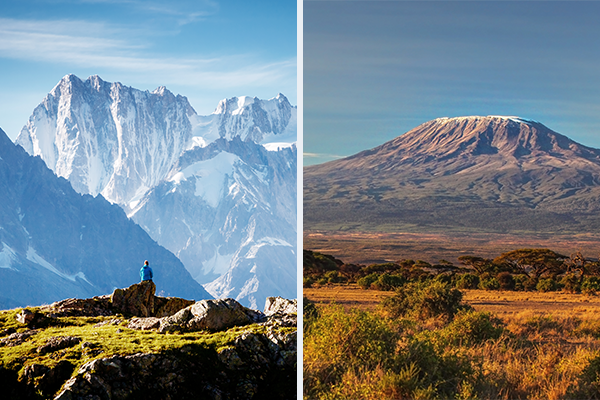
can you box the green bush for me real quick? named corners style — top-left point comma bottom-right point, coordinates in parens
top-left (479, 278), bottom-right (500, 291)
top-left (536, 278), bottom-right (558, 292)
top-left (496, 272), bottom-right (515, 290)
top-left (371, 273), bottom-right (405, 291)
top-left (381, 280), bottom-right (467, 321)
top-left (303, 276), bottom-right (314, 288)
top-left (357, 273), bottom-right (379, 289)
top-left (516, 276), bottom-right (538, 291)
top-left (303, 297), bottom-right (319, 323)
top-left (303, 305), bottom-right (397, 395)
top-left (455, 273), bottom-right (480, 290)
top-left (560, 274), bottom-right (581, 293)
top-left (441, 310), bottom-right (505, 346)
top-left (324, 270), bottom-right (346, 284)
top-left (582, 277), bottom-right (600, 295)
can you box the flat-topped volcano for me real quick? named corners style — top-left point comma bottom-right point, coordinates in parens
top-left (304, 116), bottom-right (600, 233)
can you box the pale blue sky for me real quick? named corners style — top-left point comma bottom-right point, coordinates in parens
top-left (0, 0), bottom-right (297, 140)
top-left (304, 1), bottom-right (600, 165)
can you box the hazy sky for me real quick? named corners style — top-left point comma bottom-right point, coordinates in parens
top-left (0, 0), bottom-right (297, 141)
top-left (304, 1), bottom-right (600, 166)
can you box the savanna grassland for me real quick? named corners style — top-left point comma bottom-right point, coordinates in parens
top-left (303, 249), bottom-right (600, 400)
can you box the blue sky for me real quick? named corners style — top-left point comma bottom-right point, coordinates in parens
top-left (304, 1), bottom-right (600, 166)
top-left (0, 0), bottom-right (297, 141)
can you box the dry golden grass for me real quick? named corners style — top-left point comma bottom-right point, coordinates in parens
top-left (304, 284), bottom-right (600, 316)
top-left (304, 285), bottom-right (600, 399)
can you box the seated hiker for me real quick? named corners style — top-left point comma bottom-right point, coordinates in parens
top-left (140, 260), bottom-right (153, 282)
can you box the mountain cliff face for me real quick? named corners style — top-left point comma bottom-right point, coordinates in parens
top-left (132, 137), bottom-right (297, 309)
top-left (15, 75), bottom-right (297, 310)
top-left (17, 74), bottom-right (195, 206)
top-left (305, 116), bottom-right (600, 233)
top-left (0, 128), bottom-right (210, 309)
top-left (192, 94), bottom-right (297, 146)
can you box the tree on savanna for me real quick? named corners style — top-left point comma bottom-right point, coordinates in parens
top-left (457, 256), bottom-right (494, 275)
top-left (493, 248), bottom-right (567, 280)
top-left (565, 251), bottom-right (600, 284)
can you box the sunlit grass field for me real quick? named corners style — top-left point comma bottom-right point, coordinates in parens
top-left (304, 285), bottom-right (600, 399)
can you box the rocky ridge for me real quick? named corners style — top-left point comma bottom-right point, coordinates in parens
top-left (0, 283), bottom-right (296, 399)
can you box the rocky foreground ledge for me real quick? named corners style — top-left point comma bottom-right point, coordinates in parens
top-left (0, 282), bottom-right (296, 400)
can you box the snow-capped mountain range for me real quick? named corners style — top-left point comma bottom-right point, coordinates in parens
top-left (0, 127), bottom-right (210, 309)
top-left (16, 74), bottom-right (297, 309)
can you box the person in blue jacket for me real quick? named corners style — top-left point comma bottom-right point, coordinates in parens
top-left (140, 260), bottom-right (153, 282)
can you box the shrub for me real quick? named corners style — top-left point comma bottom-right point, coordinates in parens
top-left (582, 277), bottom-right (600, 295)
top-left (560, 274), bottom-right (580, 293)
top-left (324, 270), bottom-right (346, 284)
top-left (479, 278), bottom-right (500, 291)
top-left (496, 272), bottom-right (515, 290)
top-left (536, 278), bottom-right (558, 292)
top-left (512, 274), bottom-right (528, 291)
top-left (440, 310), bottom-right (505, 346)
top-left (303, 276), bottom-right (314, 288)
top-left (381, 280), bottom-right (467, 321)
top-left (434, 273), bottom-right (453, 284)
top-left (371, 273), bottom-right (405, 291)
top-left (303, 305), bottom-right (397, 396)
top-left (455, 273), bottom-right (480, 290)
top-left (303, 297), bottom-right (319, 323)
top-left (357, 273), bottom-right (379, 289)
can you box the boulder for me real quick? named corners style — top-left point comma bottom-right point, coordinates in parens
top-left (158, 298), bottom-right (258, 333)
top-left (16, 309), bottom-right (35, 325)
top-left (153, 296), bottom-right (195, 318)
top-left (22, 360), bottom-right (75, 397)
top-left (264, 297), bottom-right (297, 316)
top-left (0, 330), bottom-right (38, 347)
top-left (36, 336), bottom-right (82, 355)
top-left (40, 296), bottom-right (113, 317)
top-left (110, 280), bottom-right (156, 317)
top-left (128, 317), bottom-right (161, 331)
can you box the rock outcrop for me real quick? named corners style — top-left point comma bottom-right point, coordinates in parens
top-left (55, 330), bottom-right (296, 400)
top-left (40, 282), bottom-right (194, 318)
top-left (0, 285), bottom-right (297, 400)
top-left (54, 298), bottom-right (297, 399)
top-left (110, 280), bottom-right (156, 317)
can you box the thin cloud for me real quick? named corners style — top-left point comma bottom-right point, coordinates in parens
top-left (303, 152), bottom-right (345, 159)
top-left (55, 0), bottom-right (219, 25)
top-left (0, 17), bottom-right (295, 91)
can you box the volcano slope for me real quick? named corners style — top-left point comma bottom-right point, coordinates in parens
top-left (305, 116), bottom-right (600, 236)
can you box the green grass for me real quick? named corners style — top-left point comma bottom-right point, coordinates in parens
top-left (0, 308), bottom-right (287, 379)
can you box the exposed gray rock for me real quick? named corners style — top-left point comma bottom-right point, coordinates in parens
top-left (40, 296), bottom-right (113, 317)
top-left (110, 280), bottom-right (156, 317)
top-left (54, 327), bottom-right (296, 400)
top-left (40, 283), bottom-right (195, 319)
top-left (186, 298), bottom-right (255, 331)
top-left (93, 318), bottom-right (123, 328)
top-left (37, 336), bottom-right (82, 355)
top-left (264, 296), bottom-right (297, 316)
top-left (0, 330), bottom-right (38, 347)
top-left (153, 296), bottom-right (195, 318)
top-left (126, 298), bottom-right (264, 333)
top-left (22, 360), bottom-right (75, 397)
top-left (128, 317), bottom-right (161, 331)
top-left (16, 309), bottom-right (35, 325)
